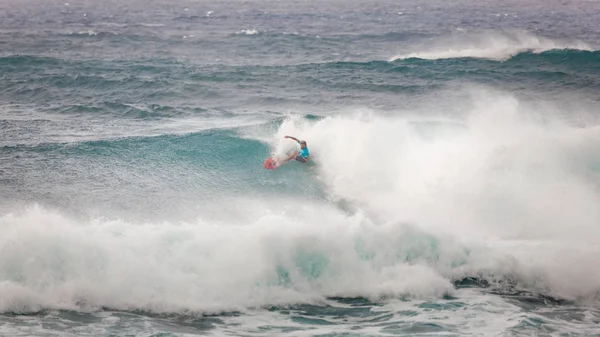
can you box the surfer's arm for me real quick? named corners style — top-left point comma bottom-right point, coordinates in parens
top-left (284, 135), bottom-right (299, 142)
top-left (306, 156), bottom-right (310, 168)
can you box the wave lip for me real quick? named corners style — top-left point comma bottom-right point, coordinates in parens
top-left (390, 31), bottom-right (595, 61)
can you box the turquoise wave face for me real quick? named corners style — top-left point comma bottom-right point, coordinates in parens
top-left (1, 120), bottom-right (327, 220)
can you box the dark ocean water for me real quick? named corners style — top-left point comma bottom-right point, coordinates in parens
top-left (2, 0), bottom-right (600, 336)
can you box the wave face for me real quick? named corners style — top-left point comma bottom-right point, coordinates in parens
top-left (2, 0), bottom-right (600, 336)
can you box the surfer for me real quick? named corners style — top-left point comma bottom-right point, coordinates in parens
top-left (283, 135), bottom-right (310, 168)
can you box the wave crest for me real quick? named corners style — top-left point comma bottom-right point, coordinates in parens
top-left (390, 31), bottom-right (594, 61)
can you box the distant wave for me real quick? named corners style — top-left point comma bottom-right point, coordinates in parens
top-left (137, 23), bottom-right (165, 28)
top-left (508, 48), bottom-right (600, 63)
top-left (305, 49), bottom-right (600, 71)
top-left (390, 31), bottom-right (594, 61)
top-left (67, 30), bottom-right (119, 37)
top-left (391, 47), bottom-right (596, 62)
top-left (390, 48), bottom-right (600, 63)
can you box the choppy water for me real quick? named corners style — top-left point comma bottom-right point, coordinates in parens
top-left (2, 0), bottom-right (600, 336)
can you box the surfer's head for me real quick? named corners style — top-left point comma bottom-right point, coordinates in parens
top-left (300, 140), bottom-right (307, 148)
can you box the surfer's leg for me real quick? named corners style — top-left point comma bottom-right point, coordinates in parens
top-left (285, 151), bottom-right (299, 163)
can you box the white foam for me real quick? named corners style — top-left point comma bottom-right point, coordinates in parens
top-left (0, 203), bottom-right (454, 314)
top-left (237, 29), bottom-right (259, 35)
top-left (268, 88), bottom-right (600, 301)
top-left (390, 30), bottom-right (594, 61)
top-left (75, 30), bottom-right (98, 36)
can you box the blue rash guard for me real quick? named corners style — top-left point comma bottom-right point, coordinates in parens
top-left (295, 141), bottom-right (309, 163)
top-left (299, 147), bottom-right (309, 158)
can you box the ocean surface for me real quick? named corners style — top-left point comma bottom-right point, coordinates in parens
top-left (2, 0), bottom-right (600, 336)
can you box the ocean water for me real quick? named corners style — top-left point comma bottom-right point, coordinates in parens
top-left (2, 0), bottom-right (600, 335)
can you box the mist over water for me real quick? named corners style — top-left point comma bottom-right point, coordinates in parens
top-left (2, 0), bottom-right (600, 335)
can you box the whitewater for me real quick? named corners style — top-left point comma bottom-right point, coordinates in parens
top-left (2, 0), bottom-right (600, 336)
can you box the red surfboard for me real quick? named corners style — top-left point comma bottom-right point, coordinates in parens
top-left (264, 156), bottom-right (280, 170)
